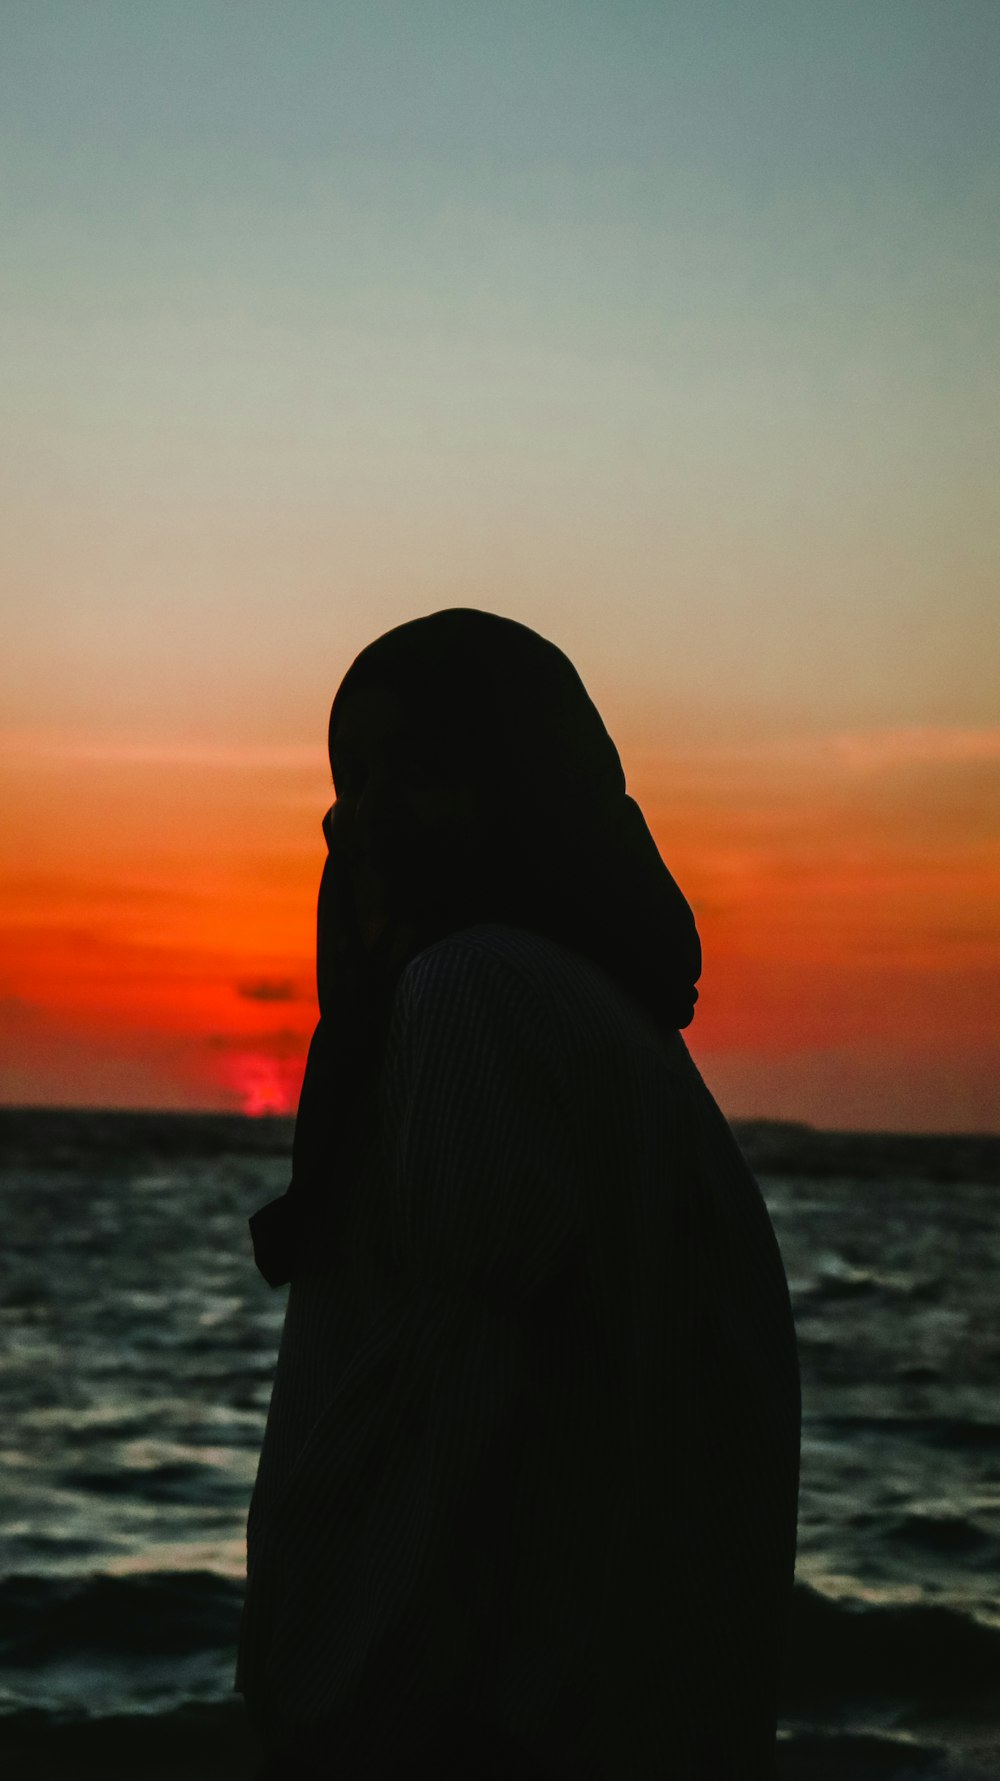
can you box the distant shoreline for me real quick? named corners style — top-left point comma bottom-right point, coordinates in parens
top-left (2, 1104), bottom-right (998, 1181)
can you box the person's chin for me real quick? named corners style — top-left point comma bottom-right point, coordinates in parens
top-left (362, 911), bottom-right (417, 963)
top-left (360, 911), bottom-right (399, 954)
top-left (361, 912), bottom-right (390, 949)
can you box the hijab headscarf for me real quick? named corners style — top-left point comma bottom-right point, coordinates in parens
top-left (250, 608), bottom-right (701, 1286)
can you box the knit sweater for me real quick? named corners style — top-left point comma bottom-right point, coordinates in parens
top-left (236, 922), bottom-right (801, 1779)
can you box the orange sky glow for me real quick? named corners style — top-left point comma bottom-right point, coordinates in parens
top-left (2, 722), bottom-right (996, 1132)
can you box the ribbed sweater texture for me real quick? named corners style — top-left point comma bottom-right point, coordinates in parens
top-left (237, 923), bottom-right (801, 1779)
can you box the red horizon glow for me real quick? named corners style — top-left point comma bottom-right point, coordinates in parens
top-left (1, 725), bottom-right (997, 1132)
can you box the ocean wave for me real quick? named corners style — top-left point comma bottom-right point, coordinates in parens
top-left (811, 1416), bottom-right (1000, 1453)
top-left (779, 1726), bottom-right (999, 1780)
top-left (0, 1569), bottom-right (243, 1668)
top-left (0, 1704), bottom-right (995, 1781)
top-left (3, 1569), bottom-right (999, 1718)
top-left (0, 1570), bottom-right (244, 1718)
top-left (781, 1584), bottom-right (1000, 1713)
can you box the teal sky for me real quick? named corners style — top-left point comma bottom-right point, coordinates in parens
top-left (3, 0), bottom-right (998, 748)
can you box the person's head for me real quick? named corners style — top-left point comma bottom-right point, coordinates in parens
top-left (321, 607), bottom-right (701, 1036)
top-left (324, 678), bottom-right (478, 949)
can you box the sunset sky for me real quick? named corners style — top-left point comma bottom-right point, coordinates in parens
top-left (3, 1), bottom-right (997, 1131)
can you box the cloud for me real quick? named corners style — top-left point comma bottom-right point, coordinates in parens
top-left (208, 1026), bottom-right (305, 1052)
top-left (829, 727), bottom-right (1000, 770)
top-left (632, 725), bottom-right (1000, 776)
top-left (1, 730), bottom-right (322, 771)
top-left (235, 978), bottom-right (299, 1003)
top-left (0, 994), bottom-right (39, 1027)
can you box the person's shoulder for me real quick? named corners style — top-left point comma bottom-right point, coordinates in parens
top-left (397, 923), bottom-right (563, 1013)
top-left (391, 924), bottom-right (695, 1119)
top-left (398, 923), bottom-right (674, 1059)
top-left (386, 928), bottom-right (575, 1099)
top-left (400, 922), bottom-right (602, 1005)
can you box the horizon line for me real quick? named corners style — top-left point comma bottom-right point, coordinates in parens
top-left (1, 1100), bottom-right (996, 1144)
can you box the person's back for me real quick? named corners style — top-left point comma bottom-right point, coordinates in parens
top-left (389, 923), bottom-right (801, 1780)
top-left (237, 608), bottom-right (801, 1779)
top-left (240, 922), bottom-right (800, 1778)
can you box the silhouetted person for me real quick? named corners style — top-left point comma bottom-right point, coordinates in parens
top-left (236, 610), bottom-right (801, 1779)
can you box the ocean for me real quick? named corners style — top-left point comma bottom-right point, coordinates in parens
top-left (1, 1106), bottom-right (999, 1779)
